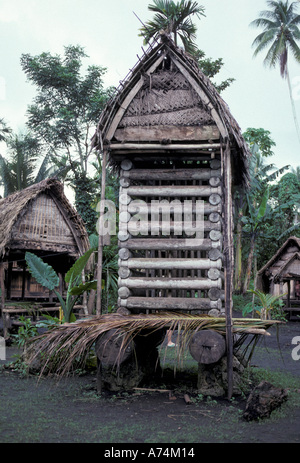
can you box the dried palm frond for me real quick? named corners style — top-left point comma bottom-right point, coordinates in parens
top-left (25, 312), bottom-right (282, 378)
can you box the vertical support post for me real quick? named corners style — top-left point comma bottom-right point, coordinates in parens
top-left (0, 261), bottom-right (5, 312)
top-left (222, 140), bottom-right (234, 400)
top-left (287, 280), bottom-right (291, 307)
top-left (0, 261), bottom-right (6, 337)
top-left (96, 148), bottom-right (108, 316)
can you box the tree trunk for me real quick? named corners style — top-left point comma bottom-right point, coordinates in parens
top-left (234, 216), bottom-right (243, 293)
top-left (287, 68), bottom-right (300, 146)
top-left (243, 233), bottom-right (255, 294)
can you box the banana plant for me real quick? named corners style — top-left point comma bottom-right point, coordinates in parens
top-left (25, 248), bottom-right (96, 323)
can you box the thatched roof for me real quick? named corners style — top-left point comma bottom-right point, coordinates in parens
top-left (92, 34), bottom-right (250, 186)
top-left (0, 178), bottom-right (90, 259)
top-left (257, 236), bottom-right (300, 282)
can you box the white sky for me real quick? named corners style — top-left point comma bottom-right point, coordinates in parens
top-left (1, 0), bottom-right (300, 171)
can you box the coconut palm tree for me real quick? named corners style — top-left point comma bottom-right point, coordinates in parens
top-left (250, 1), bottom-right (300, 143)
top-left (139, 0), bottom-right (205, 54)
top-left (0, 132), bottom-right (69, 197)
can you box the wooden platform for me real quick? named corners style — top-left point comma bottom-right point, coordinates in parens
top-left (1, 304), bottom-right (84, 337)
top-left (284, 306), bottom-right (300, 320)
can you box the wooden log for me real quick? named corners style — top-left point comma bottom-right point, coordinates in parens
top-left (207, 268), bottom-right (221, 280)
top-left (120, 297), bottom-right (220, 310)
top-left (119, 193), bottom-right (132, 205)
top-left (119, 177), bottom-right (131, 187)
top-left (121, 258), bottom-right (222, 270)
top-left (118, 287), bottom-right (131, 299)
top-left (127, 220), bottom-right (221, 235)
top-left (128, 202), bottom-right (222, 215)
top-left (118, 248), bottom-right (131, 260)
top-left (118, 231), bottom-right (130, 242)
top-left (95, 329), bottom-right (134, 366)
top-left (114, 125), bottom-right (220, 142)
top-left (189, 330), bottom-right (226, 364)
top-left (209, 230), bottom-right (223, 241)
top-left (118, 267), bottom-right (131, 278)
top-left (126, 185), bottom-right (222, 197)
top-left (119, 211), bottom-right (131, 223)
top-left (210, 159), bottom-right (221, 169)
top-left (120, 238), bottom-right (221, 251)
top-left (209, 177), bottom-right (221, 187)
top-left (119, 277), bottom-right (222, 290)
top-left (122, 168), bottom-right (222, 181)
top-left (110, 143), bottom-right (222, 151)
top-left (208, 287), bottom-right (221, 301)
top-left (209, 212), bottom-right (221, 223)
top-left (209, 194), bottom-right (222, 206)
top-left (209, 249), bottom-right (223, 261)
top-left (120, 159), bottom-right (133, 171)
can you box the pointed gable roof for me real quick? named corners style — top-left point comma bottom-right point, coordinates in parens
top-left (92, 35), bottom-right (250, 186)
top-left (0, 178), bottom-right (90, 259)
top-left (258, 236), bottom-right (300, 280)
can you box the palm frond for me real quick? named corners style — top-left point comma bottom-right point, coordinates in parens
top-left (25, 313), bottom-right (282, 379)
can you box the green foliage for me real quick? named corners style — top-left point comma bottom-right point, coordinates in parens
top-left (65, 248), bottom-right (95, 284)
top-left (25, 252), bottom-right (59, 290)
top-left (243, 128), bottom-right (276, 157)
top-left (247, 289), bottom-right (286, 320)
top-left (20, 45), bottom-right (114, 232)
top-left (139, 0), bottom-right (205, 53)
top-left (25, 249), bottom-right (95, 323)
top-left (194, 49), bottom-right (235, 93)
top-left (250, 1), bottom-right (300, 142)
top-left (12, 317), bottom-right (38, 348)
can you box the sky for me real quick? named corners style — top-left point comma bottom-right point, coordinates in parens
top-left (1, 0), bottom-right (300, 173)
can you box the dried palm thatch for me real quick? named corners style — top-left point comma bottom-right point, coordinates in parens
top-left (0, 178), bottom-right (90, 259)
top-left (92, 34), bottom-right (251, 187)
top-left (25, 312), bottom-right (281, 378)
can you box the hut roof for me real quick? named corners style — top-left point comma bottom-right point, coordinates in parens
top-left (258, 236), bottom-right (300, 280)
top-left (92, 34), bottom-right (250, 186)
top-left (0, 178), bottom-right (90, 259)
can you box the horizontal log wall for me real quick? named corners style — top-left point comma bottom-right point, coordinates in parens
top-left (117, 156), bottom-right (224, 314)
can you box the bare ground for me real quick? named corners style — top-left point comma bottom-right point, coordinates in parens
top-left (1, 316), bottom-right (300, 444)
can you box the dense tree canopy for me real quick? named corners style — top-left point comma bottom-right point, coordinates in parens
top-left (20, 45), bottom-right (114, 234)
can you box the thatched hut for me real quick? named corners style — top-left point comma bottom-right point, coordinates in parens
top-left (257, 236), bottom-right (300, 318)
top-left (92, 35), bottom-right (251, 397)
top-left (0, 178), bottom-right (90, 311)
top-left (92, 34), bottom-right (250, 317)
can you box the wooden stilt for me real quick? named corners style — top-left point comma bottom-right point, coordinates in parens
top-left (96, 148), bottom-right (108, 316)
top-left (222, 141), bottom-right (234, 400)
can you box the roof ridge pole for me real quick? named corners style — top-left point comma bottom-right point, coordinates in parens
top-left (222, 138), bottom-right (234, 400)
top-left (96, 147), bottom-right (108, 316)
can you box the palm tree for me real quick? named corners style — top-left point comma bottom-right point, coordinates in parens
top-left (0, 132), bottom-right (68, 197)
top-left (0, 118), bottom-right (11, 143)
top-left (139, 0), bottom-right (205, 54)
top-left (250, 1), bottom-right (300, 143)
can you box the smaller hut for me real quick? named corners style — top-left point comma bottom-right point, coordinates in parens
top-left (257, 236), bottom-right (300, 318)
top-left (0, 179), bottom-right (90, 334)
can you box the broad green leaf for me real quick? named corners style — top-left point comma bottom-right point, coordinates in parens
top-left (25, 252), bottom-right (59, 290)
top-left (65, 248), bottom-right (95, 284)
top-left (255, 186), bottom-right (269, 228)
top-left (69, 280), bottom-right (98, 296)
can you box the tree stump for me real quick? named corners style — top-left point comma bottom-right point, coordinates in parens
top-left (95, 328), bottom-right (166, 393)
top-left (95, 329), bottom-right (134, 366)
top-left (189, 330), bottom-right (226, 364)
